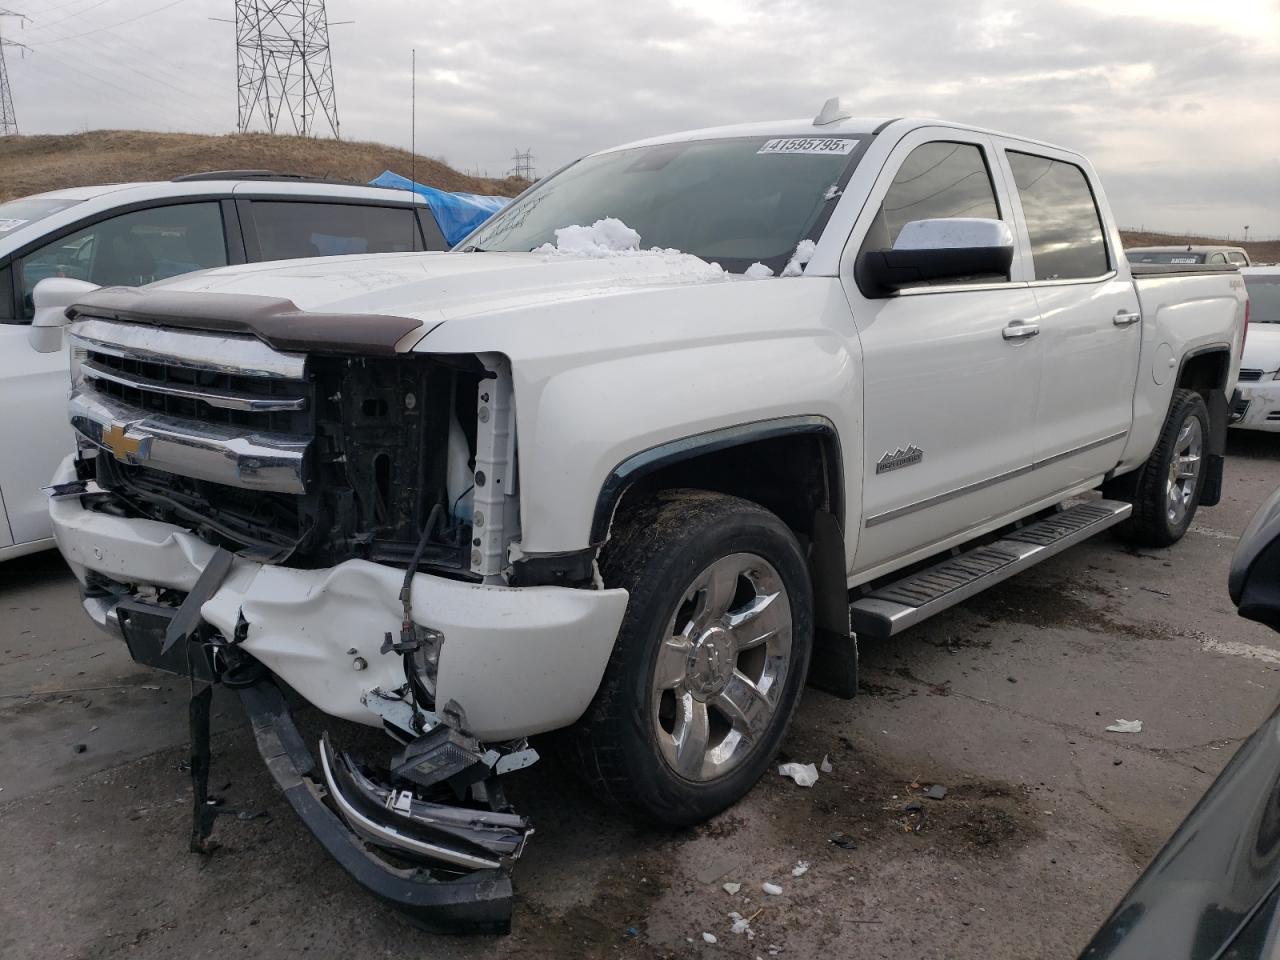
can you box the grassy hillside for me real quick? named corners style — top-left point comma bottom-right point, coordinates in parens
top-left (1118, 230), bottom-right (1278, 265)
top-left (0, 130), bottom-right (528, 202)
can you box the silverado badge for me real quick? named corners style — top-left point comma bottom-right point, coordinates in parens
top-left (876, 444), bottom-right (924, 474)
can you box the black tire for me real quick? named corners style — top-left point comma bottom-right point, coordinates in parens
top-left (1105, 388), bottom-right (1210, 547)
top-left (563, 489), bottom-right (814, 826)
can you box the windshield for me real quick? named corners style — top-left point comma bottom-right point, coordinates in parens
top-left (0, 197), bottom-right (84, 238)
top-left (1245, 275), bottom-right (1280, 322)
top-left (460, 135), bottom-right (867, 273)
top-left (1127, 250), bottom-right (1206, 264)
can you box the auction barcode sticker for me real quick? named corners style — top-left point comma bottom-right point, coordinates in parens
top-left (0, 218), bottom-right (29, 232)
top-left (758, 138), bottom-right (859, 156)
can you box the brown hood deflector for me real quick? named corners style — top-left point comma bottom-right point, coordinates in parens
top-left (67, 286), bottom-right (425, 356)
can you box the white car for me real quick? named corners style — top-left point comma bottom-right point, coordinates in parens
top-left (40, 106), bottom-right (1247, 930)
top-left (0, 174), bottom-right (445, 562)
top-left (1231, 267), bottom-right (1280, 431)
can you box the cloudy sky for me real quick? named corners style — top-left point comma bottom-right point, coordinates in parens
top-left (5, 0), bottom-right (1278, 236)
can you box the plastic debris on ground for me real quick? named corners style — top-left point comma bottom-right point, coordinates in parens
top-left (925, 783), bottom-right (948, 800)
top-left (1105, 719), bottom-right (1143, 733)
top-left (702, 932), bottom-right (718, 944)
top-left (762, 882), bottom-right (783, 895)
top-left (624, 927), bottom-right (639, 939)
top-left (777, 761), bottom-right (818, 787)
top-left (819, 753), bottom-right (833, 774)
top-left (830, 833), bottom-right (857, 849)
top-left (791, 860), bottom-right (810, 878)
top-left (722, 882), bottom-right (741, 895)
top-left (728, 912), bottom-right (753, 936)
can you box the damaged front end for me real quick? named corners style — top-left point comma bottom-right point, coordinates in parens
top-left (53, 292), bottom-right (552, 933)
top-left (234, 670), bottom-right (535, 933)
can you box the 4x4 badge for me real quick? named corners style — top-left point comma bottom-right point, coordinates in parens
top-left (876, 444), bottom-right (923, 474)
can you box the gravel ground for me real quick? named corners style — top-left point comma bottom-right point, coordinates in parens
top-left (2, 432), bottom-right (1278, 960)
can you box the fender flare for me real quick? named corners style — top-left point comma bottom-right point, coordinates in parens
top-left (588, 414), bottom-right (845, 545)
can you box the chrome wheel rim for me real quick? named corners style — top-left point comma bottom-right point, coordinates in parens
top-left (1166, 415), bottom-right (1203, 527)
top-left (651, 552), bottom-right (792, 782)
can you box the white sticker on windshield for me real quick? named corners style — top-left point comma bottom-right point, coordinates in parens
top-left (0, 218), bottom-right (29, 232)
top-left (758, 138), bottom-right (859, 156)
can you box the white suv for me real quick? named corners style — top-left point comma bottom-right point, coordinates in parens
top-left (0, 174), bottom-right (444, 562)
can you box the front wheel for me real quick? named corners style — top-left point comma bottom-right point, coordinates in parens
top-left (564, 490), bottom-right (813, 826)
top-left (1107, 388), bottom-right (1209, 547)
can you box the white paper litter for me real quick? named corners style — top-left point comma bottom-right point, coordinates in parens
top-left (729, 913), bottom-right (752, 935)
top-left (1106, 719), bottom-right (1143, 733)
top-left (703, 932), bottom-right (718, 944)
top-left (762, 881), bottom-right (783, 895)
top-left (744, 262), bottom-right (774, 279)
top-left (791, 860), bottom-right (810, 878)
top-left (819, 753), bottom-right (833, 774)
top-left (722, 882), bottom-right (741, 895)
top-left (777, 761), bottom-right (819, 787)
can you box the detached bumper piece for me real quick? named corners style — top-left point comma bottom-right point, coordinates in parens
top-left (238, 678), bottom-right (531, 933)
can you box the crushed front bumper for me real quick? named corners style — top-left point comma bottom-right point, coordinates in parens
top-left (237, 677), bottom-right (521, 933)
top-left (1231, 379), bottom-right (1280, 432)
top-left (50, 457), bottom-right (629, 740)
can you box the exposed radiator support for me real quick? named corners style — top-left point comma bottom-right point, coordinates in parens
top-left (471, 354), bottom-right (519, 581)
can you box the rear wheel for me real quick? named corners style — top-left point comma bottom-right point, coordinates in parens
top-left (1106, 388), bottom-right (1209, 547)
top-left (564, 490), bottom-right (813, 826)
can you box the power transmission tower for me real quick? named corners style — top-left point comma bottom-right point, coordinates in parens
top-left (0, 9), bottom-right (29, 136)
top-left (508, 148), bottom-right (535, 180)
top-left (234, 1), bottom-right (340, 138)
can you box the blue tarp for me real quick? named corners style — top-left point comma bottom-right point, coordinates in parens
top-left (369, 170), bottom-right (510, 247)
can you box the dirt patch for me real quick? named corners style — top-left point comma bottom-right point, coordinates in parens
top-left (760, 736), bottom-right (1043, 864)
top-left (960, 578), bottom-right (1173, 643)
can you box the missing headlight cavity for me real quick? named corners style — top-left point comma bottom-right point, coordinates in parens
top-left (92, 353), bottom-right (494, 577)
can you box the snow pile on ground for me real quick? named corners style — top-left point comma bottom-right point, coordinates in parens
top-left (780, 238), bottom-right (818, 277)
top-left (536, 217), bottom-right (642, 256)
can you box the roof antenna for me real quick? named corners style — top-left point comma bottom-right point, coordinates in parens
top-left (410, 47), bottom-right (417, 250)
top-left (814, 96), bottom-right (851, 126)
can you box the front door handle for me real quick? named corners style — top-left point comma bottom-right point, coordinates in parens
top-left (1003, 320), bottom-right (1040, 341)
top-left (1113, 310), bottom-right (1141, 327)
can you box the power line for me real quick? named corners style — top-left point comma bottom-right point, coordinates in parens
top-left (37, 0), bottom-right (186, 43)
top-left (234, 0), bottom-right (340, 138)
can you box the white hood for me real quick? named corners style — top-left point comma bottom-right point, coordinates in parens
top-left (1242, 324), bottom-right (1280, 374)
top-left (144, 249), bottom-right (735, 331)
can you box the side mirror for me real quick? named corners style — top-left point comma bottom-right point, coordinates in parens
top-left (857, 217), bottom-right (1014, 297)
top-left (1229, 486), bottom-right (1280, 631)
top-left (27, 277), bottom-right (99, 353)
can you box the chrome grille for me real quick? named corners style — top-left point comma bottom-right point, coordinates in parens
top-left (1239, 369), bottom-right (1264, 382)
top-left (67, 318), bottom-right (313, 494)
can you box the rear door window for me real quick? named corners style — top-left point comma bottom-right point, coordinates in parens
top-left (248, 201), bottom-right (424, 260)
top-left (1007, 151), bottom-right (1109, 280)
top-left (16, 201), bottom-right (228, 319)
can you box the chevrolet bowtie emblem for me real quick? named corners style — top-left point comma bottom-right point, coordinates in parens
top-left (102, 423), bottom-right (147, 463)
top-left (876, 444), bottom-right (924, 474)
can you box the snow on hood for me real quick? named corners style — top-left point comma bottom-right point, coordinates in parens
top-left (535, 217), bottom-right (729, 283)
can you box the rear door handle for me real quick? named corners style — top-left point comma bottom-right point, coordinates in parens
top-left (1113, 310), bottom-right (1141, 327)
top-left (1003, 320), bottom-right (1040, 341)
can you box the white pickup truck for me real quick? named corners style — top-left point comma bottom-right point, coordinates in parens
top-left (40, 104), bottom-right (1247, 931)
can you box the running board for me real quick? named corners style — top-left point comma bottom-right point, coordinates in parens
top-left (849, 499), bottom-right (1132, 639)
